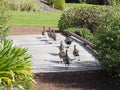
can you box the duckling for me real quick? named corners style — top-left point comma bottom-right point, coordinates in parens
top-left (73, 45), bottom-right (80, 61)
top-left (65, 36), bottom-right (72, 48)
top-left (59, 41), bottom-right (64, 51)
top-left (59, 49), bottom-right (65, 63)
top-left (47, 27), bottom-right (52, 40)
top-left (63, 50), bottom-right (70, 66)
top-left (42, 26), bottom-right (45, 36)
top-left (51, 30), bottom-right (56, 44)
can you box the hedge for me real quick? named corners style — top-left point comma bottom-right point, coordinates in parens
top-left (58, 6), bottom-right (110, 33)
top-left (95, 5), bottom-right (120, 84)
top-left (47, 0), bottom-right (66, 11)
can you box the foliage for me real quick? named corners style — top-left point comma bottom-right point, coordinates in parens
top-left (79, 0), bottom-right (100, 4)
top-left (0, 0), bottom-right (11, 40)
top-left (10, 11), bottom-right (62, 26)
top-left (109, 0), bottom-right (120, 5)
top-left (0, 39), bottom-right (34, 89)
top-left (47, 0), bottom-right (54, 5)
top-left (4, 0), bottom-right (40, 12)
top-left (66, 3), bottom-right (95, 8)
top-left (95, 5), bottom-right (120, 84)
top-left (47, 0), bottom-right (66, 10)
top-left (58, 6), bottom-right (109, 32)
top-left (67, 27), bottom-right (95, 42)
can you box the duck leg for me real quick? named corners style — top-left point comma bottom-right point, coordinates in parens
top-left (74, 56), bottom-right (76, 60)
top-left (78, 56), bottom-right (80, 61)
top-left (59, 58), bottom-right (63, 63)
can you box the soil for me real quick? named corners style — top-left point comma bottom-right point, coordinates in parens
top-left (11, 26), bottom-right (120, 90)
top-left (10, 26), bottom-right (59, 35)
top-left (34, 70), bottom-right (120, 90)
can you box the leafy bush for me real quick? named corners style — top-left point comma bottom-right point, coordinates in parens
top-left (5, 0), bottom-right (40, 11)
top-left (47, 0), bottom-right (66, 10)
top-left (67, 27), bottom-right (95, 42)
top-left (0, 39), bottom-right (34, 89)
top-left (95, 5), bottom-right (120, 84)
top-left (58, 6), bottom-right (109, 32)
top-left (109, 0), bottom-right (120, 5)
top-left (47, 0), bottom-right (54, 5)
top-left (0, 0), bottom-right (11, 40)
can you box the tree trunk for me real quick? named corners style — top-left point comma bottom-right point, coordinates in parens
top-left (65, 0), bottom-right (79, 3)
top-left (102, 0), bottom-right (110, 5)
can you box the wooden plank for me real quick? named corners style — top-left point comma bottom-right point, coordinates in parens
top-left (63, 31), bottom-right (95, 48)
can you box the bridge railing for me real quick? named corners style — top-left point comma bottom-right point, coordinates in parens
top-left (62, 30), bottom-right (95, 48)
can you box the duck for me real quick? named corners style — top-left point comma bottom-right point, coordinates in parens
top-left (42, 26), bottom-right (45, 36)
top-left (51, 30), bottom-right (56, 43)
top-left (47, 27), bottom-right (52, 40)
top-left (59, 41), bottom-right (64, 51)
top-left (64, 36), bottom-right (72, 48)
top-left (73, 45), bottom-right (80, 61)
top-left (59, 49), bottom-right (66, 63)
top-left (63, 50), bottom-right (70, 66)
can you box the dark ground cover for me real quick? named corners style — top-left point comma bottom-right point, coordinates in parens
top-left (34, 70), bottom-right (120, 90)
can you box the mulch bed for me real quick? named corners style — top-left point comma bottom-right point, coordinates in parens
top-left (34, 70), bottom-right (120, 90)
top-left (11, 26), bottom-right (120, 90)
top-left (10, 26), bottom-right (59, 35)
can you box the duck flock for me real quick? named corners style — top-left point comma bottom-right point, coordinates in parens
top-left (41, 26), bottom-right (80, 67)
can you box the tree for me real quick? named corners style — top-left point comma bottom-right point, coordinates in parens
top-left (65, 0), bottom-right (79, 3)
top-left (101, 0), bottom-right (110, 5)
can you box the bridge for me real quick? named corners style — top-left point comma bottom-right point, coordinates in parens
top-left (9, 33), bottom-right (102, 73)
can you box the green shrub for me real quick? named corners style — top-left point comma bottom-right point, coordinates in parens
top-left (47, 0), bottom-right (66, 10)
top-left (67, 27), bottom-right (95, 42)
top-left (5, 0), bottom-right (40, 11)
top-left (47, 0), bottom-right (54, 5)
top-left (95, 5), bottom-right (120, 84)
top-left (0, 0), bottom-right (11, 40)
top-left (58, 6), bottom-right (109, 32)
top-left (0, 39), bottom-right (34, 89)
top-left (109, 0), bottom-right (120, 5)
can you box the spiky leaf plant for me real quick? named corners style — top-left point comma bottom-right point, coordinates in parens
top-left (0, 39), bottom-right (34, 90)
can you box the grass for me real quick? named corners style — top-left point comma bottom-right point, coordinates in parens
top-left (9, 11), bottom-right (62, 27)
top-left (9, 4), bottom-right (96, 27)
top-left (66, 3), bottom-right (96, 8)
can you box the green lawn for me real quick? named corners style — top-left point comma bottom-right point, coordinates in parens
top-left (66, 3), bottom-right (95, 8)
top-left (9, 11), bottom-right (62, 27)
top-left (9, 4), bottom-right (96, 27)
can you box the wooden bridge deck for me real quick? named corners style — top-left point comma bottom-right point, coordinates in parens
top-left (9, 34), bottom-right (102, 73)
